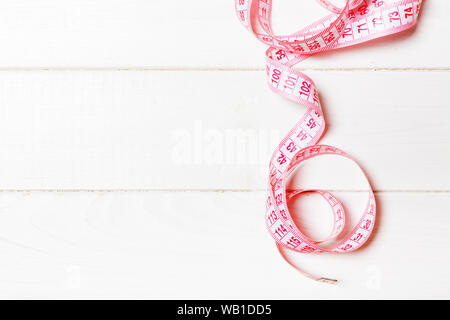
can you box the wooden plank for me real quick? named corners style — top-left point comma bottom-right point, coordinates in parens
top-left (0, 0), bottom-right (446, 69)
top-left (0, 191), bottom-right (447, 299)
top-left (0, 70), bottom-right (447, 190)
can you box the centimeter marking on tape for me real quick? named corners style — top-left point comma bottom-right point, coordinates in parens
top-left (235, 0), bottom-right (422, 282)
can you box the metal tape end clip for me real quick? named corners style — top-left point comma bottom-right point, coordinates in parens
top-left (317, 278), bottom-right (338, 284)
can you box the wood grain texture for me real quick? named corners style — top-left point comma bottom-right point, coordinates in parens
top-left (0, 70), bottom-right (447, 190)
top-left (0, 0), bottom-right (448, 299)
top-left (0, 0), bottom-right (446, 69)
top-left (0, 191), bottom-right (447, 299)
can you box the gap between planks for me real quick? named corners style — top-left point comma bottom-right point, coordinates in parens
top-left (0, 67), bottom-right (447, 72)
top-left (0, 189), bottom-right (447, 193)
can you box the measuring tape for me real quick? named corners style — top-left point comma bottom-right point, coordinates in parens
top-left (235, 0), bottom-right (422, 282)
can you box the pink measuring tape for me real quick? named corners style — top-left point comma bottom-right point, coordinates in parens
top-left (235, 0), bottom-right (422, 283)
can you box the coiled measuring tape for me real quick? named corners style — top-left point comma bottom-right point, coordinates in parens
top-left (235, 0), bottom-right (422, 282)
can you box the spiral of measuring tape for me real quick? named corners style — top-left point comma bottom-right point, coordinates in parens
top-left (234, 0), bottom-right (422, 282)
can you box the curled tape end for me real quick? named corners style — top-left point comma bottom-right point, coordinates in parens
top-left (317, 278), bottom-right (338, 285)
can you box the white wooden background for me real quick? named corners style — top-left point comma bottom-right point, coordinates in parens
top-left (0, 0), bottom-right (448, 299)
